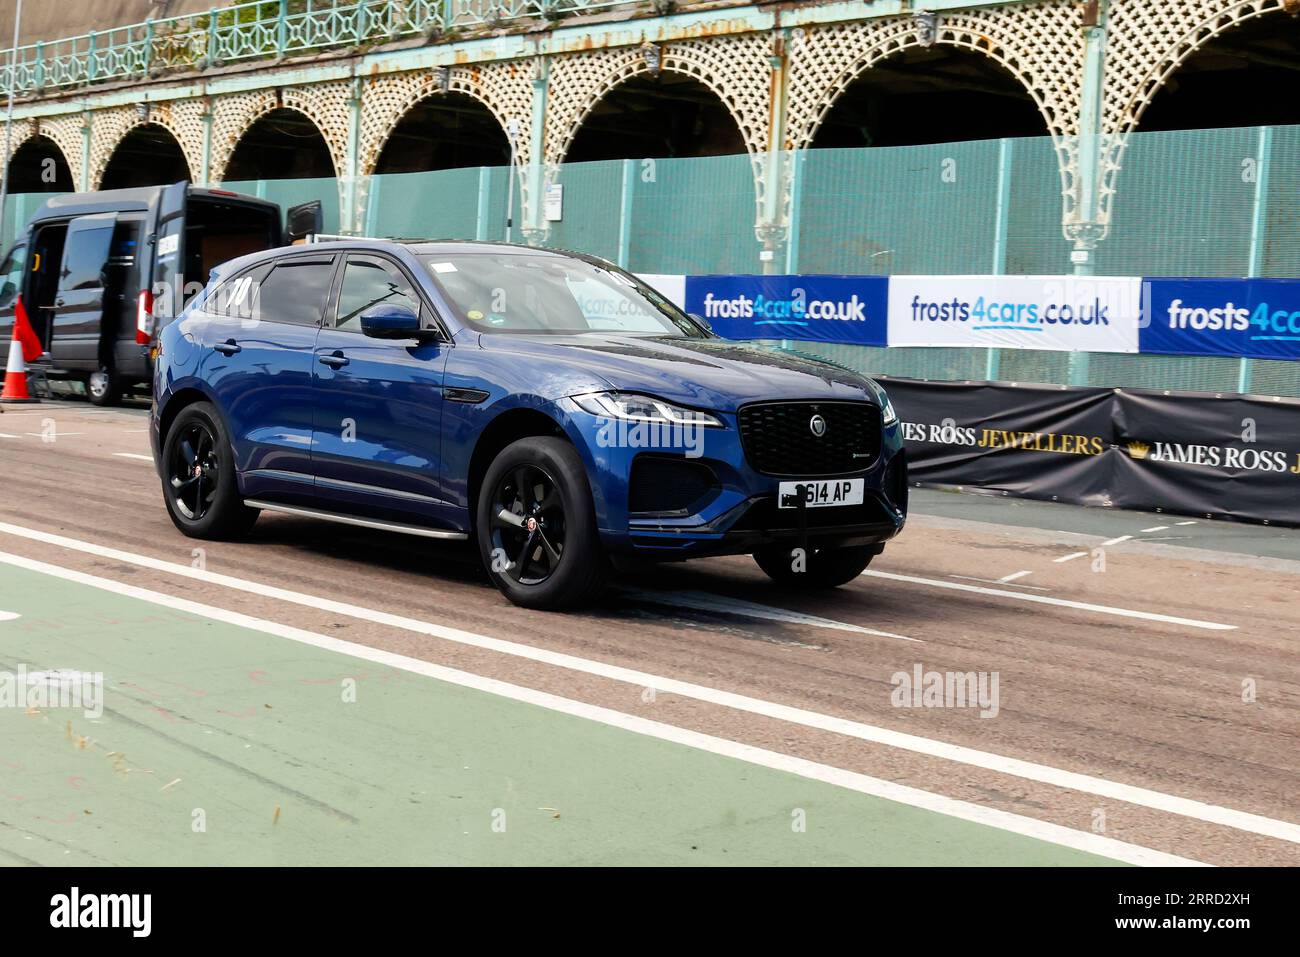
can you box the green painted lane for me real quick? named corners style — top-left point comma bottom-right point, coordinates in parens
top-left (0, 565), bottom-right (1121, 866)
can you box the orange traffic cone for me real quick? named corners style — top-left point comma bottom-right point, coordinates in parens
top-left (1, 326), bottom-right (37, 403)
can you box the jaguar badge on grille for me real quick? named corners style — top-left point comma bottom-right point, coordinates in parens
top-left (809, 414), bottom-right (827, 437)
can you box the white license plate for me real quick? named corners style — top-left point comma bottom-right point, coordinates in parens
top-left (778, 479), bottom-right (865, 509)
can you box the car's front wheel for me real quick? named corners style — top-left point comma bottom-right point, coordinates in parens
top-left (476, 436), bottom-right (608, 610)
top-left (753, 543), bottom-right (876, 588)
top-left (87, 364), bottom-right (120, 407)
top-left (161, 401), bottom-right (259, 540)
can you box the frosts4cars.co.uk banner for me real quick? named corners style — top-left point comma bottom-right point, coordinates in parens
top-left (682, 275), bottom-right (889, 346)
top-left (1140, 278), bottom-right (1300, 361)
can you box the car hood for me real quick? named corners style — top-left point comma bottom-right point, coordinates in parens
top-left (479, 333), bottom-right (878, 412)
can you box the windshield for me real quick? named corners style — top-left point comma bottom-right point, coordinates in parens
top-left (419, 252), bottom-right (704, 337)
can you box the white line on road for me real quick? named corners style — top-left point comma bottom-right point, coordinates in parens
top-left (865, 569), bottom-right (1234, 631)
top-left (1054, 551), bottom-right (1089, 564)
top-left (999, 570), bottom-right (1033, 583)
top-left (0, 521), bottom-right (1276, 848)
top-left (1176, 521), bottom-right (1199, 526)
top-left (624, 588), bottom-right (917, 642)
top-left (24, 432), bottom-right (84, 438)
top-left (112, 452), bottom-right (153, 462)
top-left (0, 433), bottom-right (18, 439)
top-left (0, 610), bottom-right (19, 622)
top-left (1141, 526), bottom-right (1169, 534)
top-left (0, 547), bottom-right (1203, 867)
top-left (1101, 535), bottom-right (1133, 546)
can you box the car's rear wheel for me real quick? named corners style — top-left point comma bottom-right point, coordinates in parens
top-left (753, 543), bottom-right (876, 588)
top-left (161, 401), bottom-right (259, 540)
top-left (476, 437), bottom-right (607, 610)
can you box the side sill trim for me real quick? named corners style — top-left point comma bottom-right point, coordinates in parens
top-left (244, 500), bottom-right (468, 541)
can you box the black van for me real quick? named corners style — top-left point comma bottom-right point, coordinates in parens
top-left (0, 182), bottom-right (318, 404)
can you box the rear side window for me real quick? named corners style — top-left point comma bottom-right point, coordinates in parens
top-left (208, 263), bottom-right (272, 322)
top-left (253, 257), bottom-right (335, 326)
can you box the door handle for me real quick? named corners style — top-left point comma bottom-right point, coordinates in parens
top-left (318, 352), bottom-right (349, 369)
top-left (54, 298), bottom-right (65, 307)
top-left (212, 339), bottom-right (241, 356)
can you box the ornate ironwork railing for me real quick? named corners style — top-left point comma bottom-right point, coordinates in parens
top-left (0, 0), bottom-right (665, 95)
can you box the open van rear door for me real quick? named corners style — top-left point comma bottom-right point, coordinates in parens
top-left (286, 201), bottom-right (323, 244)
top-left (144, 181), bottom-right (190, 339)
top-left (49, 213), bottom-right (117, 365)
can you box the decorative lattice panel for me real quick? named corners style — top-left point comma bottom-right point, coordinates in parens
top-left (208, 89), bottom-right (280, 184)
top-left (785, 3), bottom-right (1083, 150)
top-left (281, 82), bottom-right (356, 181)
top-left (544, 36), bottom-right (774, 166)
top-left (88, 100), bottom-right (207, 188)
top-left (1104, 0), bottom-right (1289, 135)
top-left (358, 62), bottom-right (537, 176)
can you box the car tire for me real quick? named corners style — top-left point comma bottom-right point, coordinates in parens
top-left (87, 364), bottom-right (121, 407)
top-left (160, 401), bottom-right (259, 540)
top-left (753, 543), bottom-right (876, 588)
top-left (476, 436), bottom-right (608, 610)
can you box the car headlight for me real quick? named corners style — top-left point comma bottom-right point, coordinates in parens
top-left (880, 393), bottom-right (898, 426)
top-left (571, 392), bottom-right (723, 428)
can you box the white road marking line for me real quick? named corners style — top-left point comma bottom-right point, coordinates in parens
top-left (1101, 535), bottom-right (1133, 547)
top-left (624, 588), bottom-right (917, 642)
top-left (1054, 551), bottom-right (1089, 564)
top-left (1141, 526), bottom-right (1169, 533)
top-left (24, 432), bottom-right (85, 438)
top-left (1176, 521), bottom-right (1198, 526)
top-left (998, 570), bottom-right (1033, 583)
top-left (0, 433), bottom-right (19, 439)
top-left (949, 575), bottom-right (1049, 592)
top-left (0, 610), bottom-right (19, 622)
top-left (864, 568), bottom-right (1234, 632)
top-left (124, 429), bottom-right (150, 433)
top-left (0, 522), bottom-right (1278, 847)
top-left (112, 452), bottom-right (153, 462)
top-left (0, 547), bottom-right (1202, 867)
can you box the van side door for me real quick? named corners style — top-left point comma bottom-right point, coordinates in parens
top-left (49, 213), bottom-right (117, 366)
top-left (0, 241), bottom-right (29, 369)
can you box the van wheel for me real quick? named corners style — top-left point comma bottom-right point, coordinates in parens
top-left (87, 365), bottom-right (120, 407)
top-left (161, 401), bottom-right (259, 540)
top-left (753, 544), bottom-right (877, 588)
top-left (476, 437), bottom-right (608, 610)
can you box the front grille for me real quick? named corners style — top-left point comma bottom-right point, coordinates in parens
top-left (737, 401), bottom-right (881, 476)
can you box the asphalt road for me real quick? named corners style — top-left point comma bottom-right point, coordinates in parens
top-left (1, 400), bottom-right (1297, 865)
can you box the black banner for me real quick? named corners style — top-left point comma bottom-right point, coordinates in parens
top-left (881, 377), bottom-right (1300, 527)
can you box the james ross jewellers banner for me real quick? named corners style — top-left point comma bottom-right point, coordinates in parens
top-left (882, 379), bottom-right (1300, 526)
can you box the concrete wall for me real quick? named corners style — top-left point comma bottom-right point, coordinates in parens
top-left (2, 0), bottom-right (212, 46)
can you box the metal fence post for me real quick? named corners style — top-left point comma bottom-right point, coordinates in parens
top-left (986, 137), bottom-right (1015, 382)
top-left (1239, 124), bottom-right (1274, 395)
top-left (87, 32), bottom-right (97, 83)
top-left (142, 19), bottom-right (154, 78)
top-left (784, 150), bottom-right (804, 275)
top-left (475, 166), bottom-right (492, 241)
top-left (616, 158), bottom-right (635, 268)
top-left (278, 0), bottom-right (289, 56)
top-left (207, 9), bottom-right (218, 66)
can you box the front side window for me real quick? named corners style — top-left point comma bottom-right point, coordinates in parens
top-left (334, 256), bottom-right (421, 331)
top-left (0, 244), bottom-right (27, 310)
top-left (420, 253), bottom-right (702, 337)
top-left (253, 257), bottom-right (335, 326)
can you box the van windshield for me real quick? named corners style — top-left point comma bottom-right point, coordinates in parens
top-left (420, 253), bottom-right (702, 337)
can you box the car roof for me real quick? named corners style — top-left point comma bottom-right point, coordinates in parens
top-left (216, 239), bottom-right (599, 275)
top-left (26, 183), bottom-right (277, 225)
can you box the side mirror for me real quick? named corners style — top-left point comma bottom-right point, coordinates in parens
top-left (360, 303), bottom-right (425, 340)
top-left (689, 312), bottom-right (713, 333)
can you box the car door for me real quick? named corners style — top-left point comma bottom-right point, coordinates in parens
top-left (200, 253), bottom-right (336, 505)
top-left (311, 252), bottom-right (451, 528)
top-left (49, 213), bottom-right (117, 365)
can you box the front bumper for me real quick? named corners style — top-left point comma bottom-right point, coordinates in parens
top-left (562, 400), bottom-right (908, 559)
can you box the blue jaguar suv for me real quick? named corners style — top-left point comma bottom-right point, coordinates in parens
top-left (150, 241), bottom-right (907, 609)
